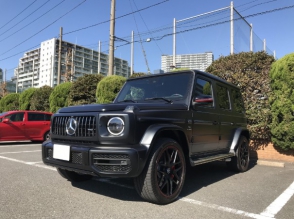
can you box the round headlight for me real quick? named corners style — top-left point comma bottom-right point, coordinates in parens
top-left (107, 117), bottom-right (124, 136)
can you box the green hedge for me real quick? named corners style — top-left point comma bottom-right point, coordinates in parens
top-left (206, 51), bottom-right (275, 140)
top-left (0, 93), bottom-right (20, 112)
top-left (19, 88), bottom-right (37, 110)
top-left (49, 82), bottom-right (72, 113)
top-left (96, 75), bottom-right (126, 104)
top-left (30, 86), bottom-right (53, 111)
top-left (270, 53), bottom-right (294, 150)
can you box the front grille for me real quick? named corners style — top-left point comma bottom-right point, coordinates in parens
top-left (92, 154), bottom-right (131, 173)
top-left (52, 116), bottom-right (96, 137)
top-left (47, 148), bottom-right (83, 165)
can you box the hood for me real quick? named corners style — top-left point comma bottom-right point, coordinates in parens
top-left (57, 102), bottom-right (189, 113)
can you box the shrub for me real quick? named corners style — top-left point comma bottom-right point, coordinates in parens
top-left (19, 88), bottom-right (37, 110)
top-left (130, 72), bottom-right (147, 78)
top-left (1, 93), bottom-right (20, 111)
top-left (68, 74), bottom-right (104, 106)
top-left (270, 53), bottom-right (294, 150)
top-left (49, 82), bottom-right (72, 113)
top-left (96, 75), bottom-right (126, 104)
top-left (206, 51), bottom-right (275, 140)
top-left (30, 86), bottom-right (53, 111)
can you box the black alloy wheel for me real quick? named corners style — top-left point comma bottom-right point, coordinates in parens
top-left (227, 135), bottom-right (250, 172)
top-left (134, 138), bottom-right (186, 204)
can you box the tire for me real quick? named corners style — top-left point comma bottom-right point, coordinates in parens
top-left (227, 135), bottom-right (250, 172)
top-left (134, 138), bottom-right (186, 204)
top-left (43, 131), bottom-right (50, 142)
top-left (57, 168), bottom-right (93, 182)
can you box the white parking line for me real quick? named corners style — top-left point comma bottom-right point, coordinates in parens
top-left (260, 181), bottom-right (294, 218)
top-left (179, 197), bottom-right (272, 219)
top-left (0, 144), bottom-right (40, 148)
top-left (0, 155), bottom-right (292, 219)
top-left (0, 156), bottom-right (56, 171)
top-left (0, 150), bottom-right (41, 154)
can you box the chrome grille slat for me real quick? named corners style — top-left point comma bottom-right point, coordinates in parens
top-left (52, 116), bottom-right (96, 137)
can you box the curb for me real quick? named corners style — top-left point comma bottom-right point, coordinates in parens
top-left (256, 160), bottom-right (285, 168)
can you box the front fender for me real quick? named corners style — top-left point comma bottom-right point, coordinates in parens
top-left (137, 123), bottom-right (187, 174)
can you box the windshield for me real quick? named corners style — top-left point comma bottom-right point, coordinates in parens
top-left (115, 72), bottom-right (193, 104)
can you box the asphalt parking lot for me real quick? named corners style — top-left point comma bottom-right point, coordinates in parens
top-left (0, 142), bottom-right (293, 219)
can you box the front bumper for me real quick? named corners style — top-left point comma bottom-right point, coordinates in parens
top-left (42, 141), bottom-right (148, 178)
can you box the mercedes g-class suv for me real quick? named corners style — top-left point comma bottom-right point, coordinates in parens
top-left (42, 70), bottom-right (249, 204)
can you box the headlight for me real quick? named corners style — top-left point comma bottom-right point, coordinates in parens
top-left (107, 117), bottom-right (124, 135)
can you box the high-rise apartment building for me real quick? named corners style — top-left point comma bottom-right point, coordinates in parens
top-left (161, 52), bottom-right (214, 72)
top-left (14, 38), bottom-right (130, 91)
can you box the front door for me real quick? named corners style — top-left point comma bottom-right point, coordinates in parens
top-left (0, 112), bottom-right (26, 140)
top-left (191, 77), bottom-right (220, 154)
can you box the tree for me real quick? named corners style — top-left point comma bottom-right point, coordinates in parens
top-left (1, 93), bottom-right (20, 111)
top-left (19, 88), bottom-right (37, 110)
top-left (206, 51), bottom-right (275, 140)
top-left (270, 53), bottom-right (294, 150)
top-left (130, 72), bottom-right (147, 78)
top-left (171, 68), bottom-right (190, 72)
top-left (68, 74), bottom-right (104, 106)
top-left (96, 75), bottom-right (126, 104)
top-left (49, 82), bottom-right (72, 113)
top-left (30, 86), bottom-right (53, 111)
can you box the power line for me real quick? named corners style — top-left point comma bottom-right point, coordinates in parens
top-left (0, 0), bottom-right (86, 57)
top-left (0, 0), bottom-right (65, 43)
top-left (0, 0), bottom-right (38, 31)
top-left (128, 0), bottom-right (150, 73)
top-left (131, 0), bottom-right (164, 54)
top-left (0, 44), bottom-right (40, 62)
top-left (1, 3), bottom-right (293, 62)
top-left (63, 0), bottom-right (170, 35)
top-left (150, 4), bottom-right (294, 41)
top-left (0, 0), bottom-right (52, 38)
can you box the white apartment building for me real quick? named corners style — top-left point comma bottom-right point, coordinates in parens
top-left (161, 52), bottom-right (214, 72)
top-left (14, 38), bottom-right (130, 91)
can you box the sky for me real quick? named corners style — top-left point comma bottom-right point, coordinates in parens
top-left (0, 0), bottom-right (293, 80)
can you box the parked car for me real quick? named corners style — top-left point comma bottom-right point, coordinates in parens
top-left (0, 110), bottom-right (52, 142)
top-left (42, 70), bottom-right (249, 204)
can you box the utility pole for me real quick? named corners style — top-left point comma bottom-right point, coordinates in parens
top-left (98, 40), bottom-right (101, 74)
top-left (57, 27), bottom-right (63, 85)
top-left (131, 31), bottom-right (134, 75)
top-left (230, 1), bottom-right (234, 55)
top-left (108, 0), bottom-right (116, 75)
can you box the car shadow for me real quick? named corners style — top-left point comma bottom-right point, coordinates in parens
top-left (70, 160), bottom-right (256, 203)
top-left (0, 141), bottom-right (37, 146)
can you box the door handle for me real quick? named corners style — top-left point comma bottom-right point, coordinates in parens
top-left (213, 121), bottom-right (218, 125)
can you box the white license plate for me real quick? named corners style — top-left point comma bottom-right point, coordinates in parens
top-left (53, 144), bottom-right (70, 161)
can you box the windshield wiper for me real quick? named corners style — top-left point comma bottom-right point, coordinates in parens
top-left (145, 97), bottom-right (173, 103)
top-left (118, 99), bottom-right (137, 103)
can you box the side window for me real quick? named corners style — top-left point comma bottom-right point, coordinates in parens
top-left (216, 85), bottom-right (230, 110)
top-left (194, 78), bottom-right (213, 107)
top-left (28, 113), bottom-right (45, 121)
top-left (231, 89), bottom-right (245, 113)
top-left (5, 113), bottom-right (24, 122)
top-left (45, 114), bottom-right (52, 121)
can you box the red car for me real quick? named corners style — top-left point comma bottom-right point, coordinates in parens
top-left (0, 110), bottom-right (52, 142)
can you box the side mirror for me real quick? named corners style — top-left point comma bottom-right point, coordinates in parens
top-left (2, 118), bottom-right (10, 123)
top-left (193, 95), bottom-right (213, 106)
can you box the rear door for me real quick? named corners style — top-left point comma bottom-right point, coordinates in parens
top-left (216, 83), bottom-right (236, 151)
top-left (25, 112), bottom-right (51, 140)
top-left (0, 112), bottom-right (26, 140)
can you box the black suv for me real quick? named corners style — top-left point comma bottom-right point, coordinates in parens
top-left (42, 70), bottom-right (249, 204)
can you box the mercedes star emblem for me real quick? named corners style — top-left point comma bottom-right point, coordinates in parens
top-left (66, 118), bottom-right (77, 135)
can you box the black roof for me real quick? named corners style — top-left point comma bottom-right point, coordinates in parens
top-left (128, 70), bottom-right (239, 89)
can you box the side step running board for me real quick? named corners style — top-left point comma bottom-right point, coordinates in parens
top-left (190, 153), bottom-right (235, 166)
